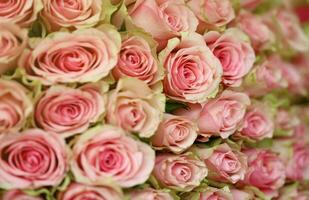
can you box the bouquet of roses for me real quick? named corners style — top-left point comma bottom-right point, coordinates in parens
top-left (0, 0), bottom-right (308, 199)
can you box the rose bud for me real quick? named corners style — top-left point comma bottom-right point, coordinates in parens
top-left (0, 22), bottom-right (28, 74)
top-left (58, 182), bottom-right (123, 200)
top-left (35, 84), bottom-right (105, 138)
top-left (204, 28), bottom-right (255, 87)
top-left (127, 0), bottom-right (198, 48)
top-left (194, 143), bottom-right (248, 184)
top-left (243, 149), bottom-right (286, 198)
top-left (0, 0), bottom-right (42, 28)
top-left (41, 0), bottom-right (103, 31)
top-left (151, 114), bottom-right (198, 153)
top-left (0, 80), bottom-right (33, 133)
top-left (19, 25), bottom-right (121, 84)
top-left (0, 129), bottom-right (68, 189)
top-left (130, 188), bottom-right (174, 200)
top-left (153, 153), bottom-right (207, 192)
top-left (106, 77), bottom-right (165, 138)
top-left (161, 32), bottom-right (222, 103)
top-left (71, 125), bottom-right (155, 188)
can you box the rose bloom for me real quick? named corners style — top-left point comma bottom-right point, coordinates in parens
top-left (236, 11), bottom-right (274, 51)
top-left (176, 90), bottom-right (250, 140)
top-left (19, 25), bottom-right (121, 85)
top-left (238, 103), bottom-right (274, 141)
top-left (182, 187), bottom-right (233, 200)
top-left (35, 84), bottom-right (105, 138)
top-left (0, 80), bottom-right (32, 133)
top-left (243, 149), bottom-right (286, 197)
top-left (106, 77), bottom-right (164, 138)
top-left (286, 144), bottom-right (309, 181)
top-left (130, 188), bottom-right (174, 200)
top-left (0, 129), bottom-right (68, 189)
top-left (112, 34), bottom-right (163, 86)
top-left (71, 125), bottom-right (155, 188)
top-left (0, 22), bottom-right (28, 74)
top-left (187, 0), bottom-right (235, 29)
top-left (161, 32), bottom-right (222, 103)
top-left (41, 0), bottom-right (102, 31)
top-left (127, 0), bottom-right (198, 48)
top-left (153, 153), bottom-right (207, 192)
top-left (0, 0), bottom-right (42, 27)
top-left (272, 9), bottom-right (309, 52)
top-left (204, 28), bottom-right (255, 87)
top-left (58, 182), bottom-right (123, 200)
top-left (151, 114), bottom-right (198, 153)
top-left (2, 189), bottom-right (43, 200)
top-left (275, 109), bottom-right (300, 137)
top-left (195, 143), bottom-right (248, 184)
top-left (231, 189), bottom-right (255, 200)
top-left (240, 0), bottom-right (263, 10)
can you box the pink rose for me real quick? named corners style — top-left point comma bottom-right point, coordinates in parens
top-left (275, 109), bottom-right (300, 137)
top-left (240, 0), bottom-right (263, 10)
top-left (151, 114), bottom-right (198, 153)
top-left (35, 84), bottom-right (105, 138)
top-left (277, 184), bottom-right (309, 200)
top-left (0, 0), bottom-right (42, 27)
top-left (153, 153), bottom-right (207, 192)
top-left (112, 35), bottom-right (162, 86)
top-left (183, 187), bottom-right (233, 200)
top-left (128, 0), bottom-right (198, 47)
top-left (236, 11), bottom-right (274, 51)
top-left (2, 190), bottom-right (43, 200)
top-left (286, 144), bottom-right (309, 181)
top-left (161, 32), bottom-right (222, 103)
top-left (0, 22), bottom-right (28, 74)
top-left (204, 28), bottom-right (255, 87)
top-left (71, 125), bottom-right (155, 188)
top-left (20, 25), bottom-right (121, 85)
top-left (231, 189), bottom-right (254, 200)
top-left (272, 9), bottom-right (309, 52)
top-left (243, 149), bottom-right (286, 197)
top-left (176, 90), bottom-right (250, 140)
top-left (130, 188), bottom-right (174, 200)
top-left (187, 0), bottom-right (235, 29)
top-left (0, 129), bottom-right (68, 189)
top-left (195, 143), bottom-right (248, 184)
top-left (41, 0), bottom-right (102, 31)
top-left (238, 103), bottom-right (274, 140)
top-left (58, 182), bottom-right (123, 200)
top-left (0, 80), bottom-right (32, 133)
top-left (106, 78), bottom-right (164, 138)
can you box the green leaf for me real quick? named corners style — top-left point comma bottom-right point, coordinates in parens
top-left (202, 137), bottom-right (222, 148)
top-left (24, 188), bottom-right (53, 200)
top-left (165, 100), bottom-right (188, 113)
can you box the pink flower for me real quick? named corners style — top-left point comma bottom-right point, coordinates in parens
top-left (130, 188), bottom-right (174, 200)
top-left (161, 32), bottom-right (222, 103)
top-left (0, 129), bottom-right (68, 189)
top-left (187, 0), bottom-right (235, 29)
top-left (183, 187), bottom-right (233, 200)
top-left (204, 28), bottom-right (255, 87)
top-left (176, 90), bottom-right (250, 140)
top-left (20, 25), bottom-right (121, 84)
top-left (0, 22), bottom-right (28, 74)
top-left (238, 103), bottom-right (274, 141)
top-left (112, 35), bottom-right (162, 86)
top-left (41, 0), bottom-right (102, 31)
top-left (236, 11), bottom-right (274, 51)
top-left (275, 109), bottom-right (300, 137)
top-left (2, 190), bottom-right (43, 200)
top-left (35, 84), bottom-right (105, 138)
top-left (106, 77), bottom-right (165, 138)
top-left (153, 153), bottom-right (207, 192)
top-left (151, 114), bottom-right (198, 153)
top-left (0, 80), bottom-right (33, 133)
top-left (0, 0), bottom-right (42, 27)
top-left (71, 125), bottom-right (155, 188)
top-left (231, 189), bottom-right (254, 200)
top-left (58, 182), bottom-right (123, 200)
top-left (128, 0), bottom-right (198, 47)
top-left (243, 149), bottom-right (286, 197)
top-left (195, 143), bottom-right (248, 184)
top-left (286, 144), bottom-right (309, 181)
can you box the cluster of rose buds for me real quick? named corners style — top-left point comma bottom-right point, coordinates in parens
top-left (0, 0), bottom-right (309, 200)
